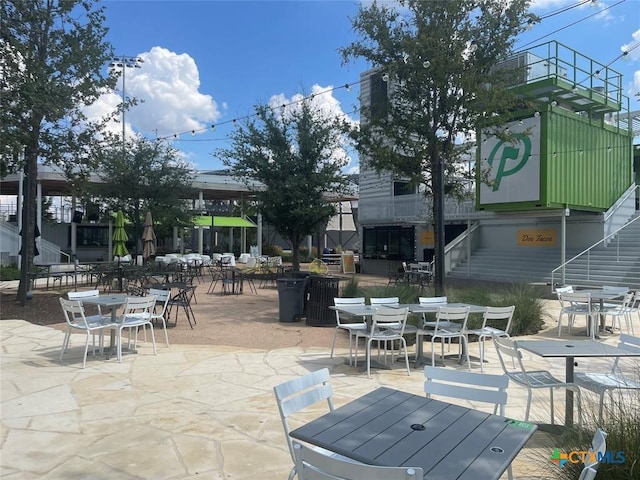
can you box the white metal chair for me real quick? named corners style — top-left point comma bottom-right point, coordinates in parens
top-left (59, 298), bottom-right (110, 368)
top-left (493, 335), bottom-right (581, 424)
top-left (364, 307), bottom-right (411, 379)
top-left (148, 288), bottom-right (171, 347)
top-left (601, 291), bottom-right (635, 335)
top-left (112, 295), bottom-right (157, 362)
top-left (466, 305), bottom-right (515, 372)
top-left (416, 306), bottom-right (471, 370)
top-left (274, 368), bottom-right (354, 480)
top-left (578, 429), bottom-right (607, 480)
top-left (574, 334), bottom-right (640, 422)
top-left (330, 297), bottom-right (367, 366)
top-left (423, 366), bottom-right (512, 480)
top-left (370, 296), bottom-right (417, 336)
top-left (293, 441), bottom-right (423, 480)
top-left (67, 289), bottom-right (111, 347)
top-left (557, 291), bottom-right (596, 339)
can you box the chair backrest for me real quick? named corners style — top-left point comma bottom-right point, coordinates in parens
top-left (559, 292), bottom-right (592, 312)
top-left (371, 307), bottom-right (409, 335)
top-left (424, 366), bottom-right (509, 415)
top-left (122, 295), bottom-right (157, 320)
top-left (148, 288), bottom-right (171, 314)
top-left (59, 298), bottom-right (90, 327)
top-left (577, 429), bottom-right (607, 480)
top-left (273, 368), bottom-right (334, 462)
top-left (333, 297), bottom-right (366, 326)
top-left (492, 335), bottom-right (533, 385)
top-left (433, 306), bottom-right (470, 332)
top-left (370, 297), bottom-right (400, 307)
top-left (293, 441), bottom-right (423, 480)
top-left (419, 296), bottom-right (447, 305)
top-left (481, 306), bottom-right (516, 335)
top-left (555, 285), bottom-right (574, 295)
top-left (67, 289), bottom-right (100, 300)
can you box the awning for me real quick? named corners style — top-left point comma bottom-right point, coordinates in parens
top-left (193, 215), bottom-right (256, 228)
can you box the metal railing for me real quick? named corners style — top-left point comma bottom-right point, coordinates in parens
top-left (551, 214), bottom-right (640, 290)
top-left (444, 222), bottom-right (480, 275)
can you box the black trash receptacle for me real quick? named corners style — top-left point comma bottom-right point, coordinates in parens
top-left (276, 277), bottom-right (307, 322)
top-left (306, 275), bottom-right (342, 326)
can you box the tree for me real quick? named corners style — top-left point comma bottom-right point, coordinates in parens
top-left (91, 137), bottom-right (196, 255)
top-left (1, 0), bottom-right (115, 304)
top-left (218, 101), bottom-right (353, 271)
top-left (340, 0), bottom-right (536, 294)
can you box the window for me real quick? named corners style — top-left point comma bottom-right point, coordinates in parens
top-left (370, 73), bottom-right (388, 121)
top-left (362, 226), bottom-right (414, 260)
top-left (393, 181), bottom-right (415, 196)
top-left (75, 225), bottom-right (110, 247)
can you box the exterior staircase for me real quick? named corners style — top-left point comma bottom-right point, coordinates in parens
top-left (448, 214), bottom-right (640, 289)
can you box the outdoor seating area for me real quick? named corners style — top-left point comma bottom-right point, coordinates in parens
top-left (2, 274), bottom-right (640, 479)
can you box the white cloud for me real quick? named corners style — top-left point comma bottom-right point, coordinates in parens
top-left (88, 46), bottom-right (221, 140)
top-left (267, 85), bottom-right (359, 172)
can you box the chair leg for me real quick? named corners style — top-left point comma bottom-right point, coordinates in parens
top-left (524, 390), bottom-right (532, 421)
top-left (401, 339), bottom-right (410, 376)
top-left (330, 327), bottom-right (339, 358)
top-left (82, 332), bottom-right (91, 368)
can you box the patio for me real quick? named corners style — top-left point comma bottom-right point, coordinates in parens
top-left (1, 275), bottom-right (636, 479)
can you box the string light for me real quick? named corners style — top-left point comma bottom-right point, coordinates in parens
top-left (154, 80), bottom-right (361, 143)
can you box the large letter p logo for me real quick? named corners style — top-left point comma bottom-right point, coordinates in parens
top-left (487, 134), bottom-right (531, 191)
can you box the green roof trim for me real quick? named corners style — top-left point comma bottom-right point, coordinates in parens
top-left (193, 215), bottom-right (256, 228)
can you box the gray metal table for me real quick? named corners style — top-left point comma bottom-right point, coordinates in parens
top-left (576, 287), bottom-right (627, 334)
top-left (329, 303), bottom-right (487, 368)
top-left (80, 294), bottom-right (128, 359)
top-left (517, 339), bottom-right (640, 426)
top-left (290, 386), bottom-right (537, 480)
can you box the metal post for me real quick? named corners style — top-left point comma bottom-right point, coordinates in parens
top-left (433, 155), bottom-right (445, 295)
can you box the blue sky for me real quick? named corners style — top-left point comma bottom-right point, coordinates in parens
top-left (99, 0), bottom-right (640, 172)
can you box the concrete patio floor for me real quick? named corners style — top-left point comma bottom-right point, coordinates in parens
top-left (1, 278), bottom-right (636, 479)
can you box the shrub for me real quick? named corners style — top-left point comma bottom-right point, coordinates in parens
top-left (528, 388), bottom-right (640, 480)
top-left (0, 264), bottom-right (20, 281)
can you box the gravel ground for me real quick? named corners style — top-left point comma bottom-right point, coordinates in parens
top-left (0, 273), bottom-right (391, 350)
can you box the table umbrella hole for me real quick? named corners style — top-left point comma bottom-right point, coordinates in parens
top-left (410, 424), bottom-right (426, 431)
top-left (490, 446), bottom-right (504, 454)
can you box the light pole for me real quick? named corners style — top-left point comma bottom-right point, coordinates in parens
top-left (109, 56), bottom-right (144, 159)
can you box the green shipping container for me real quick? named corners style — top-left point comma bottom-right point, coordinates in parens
top-left (476, 107), bottom-right (633, 213)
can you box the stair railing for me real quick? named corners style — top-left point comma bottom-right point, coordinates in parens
top-left (444, 222), bottom-right (480, 276)
top-left (551, 214), bottom-right (640, 290)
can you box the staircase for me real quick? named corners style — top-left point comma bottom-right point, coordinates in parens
top-left (0, 221), bottom-right (65, 265)
top-left (447, 247), bottom-right (580, 285)
top-left (554, 215), bottom-right (640, 289)
top-left (448, 215), bottom-right (640, 289)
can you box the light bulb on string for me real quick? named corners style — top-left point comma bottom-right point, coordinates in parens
top-left (534, 111), bottom-right (540, 117)
top-left (551, 100), bottom-right (558, 107)
top-left (210, 124), bottom-right (215, 131)
top-left (191, 130), bottom-right (196, 136)
top-left (423, 60), bottom-right (431, 68)
top-left (382, 73), bottom-right (390, 82)
top-left (344, 83), bottom-right (351, 92)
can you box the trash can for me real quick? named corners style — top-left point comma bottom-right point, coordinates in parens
top-left (306, 275), bottom-right (341, 326)
top-left (276, 277), bottom-right (307, 322)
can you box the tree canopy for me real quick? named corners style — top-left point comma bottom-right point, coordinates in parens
top-left (217, 101), bottom-right (354, 271)
top-left (91, 137), bottom-right (196, 255)
top-left (340, 0), bottom-right (536, 293)
top-left (1, 0), bottom-right (116, 304)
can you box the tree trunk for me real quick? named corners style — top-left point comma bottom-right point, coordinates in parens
top-left (17, 150), bottom-right (38, 306)
top-left (432, 153), bottom-right (445, 296)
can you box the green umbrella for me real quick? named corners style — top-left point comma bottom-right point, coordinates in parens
top-left (113, 211), bottom-right (129, 258)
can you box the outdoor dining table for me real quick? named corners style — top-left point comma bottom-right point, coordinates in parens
top-left (78, 293), bottom-right (128, 360)
top-left (576, 286), bottom-right (628, 334)
top-left (290, 386), bottom-right (537, 480)
top-left (517, 338), bottom-right (640, 427)
top-left (328, 302), bottom-right (487, 370)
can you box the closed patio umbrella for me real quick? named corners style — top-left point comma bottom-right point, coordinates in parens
top-left (142, 211), bottom-right (156, 259)
top-left (112, 211), bottom-right (129, 259)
